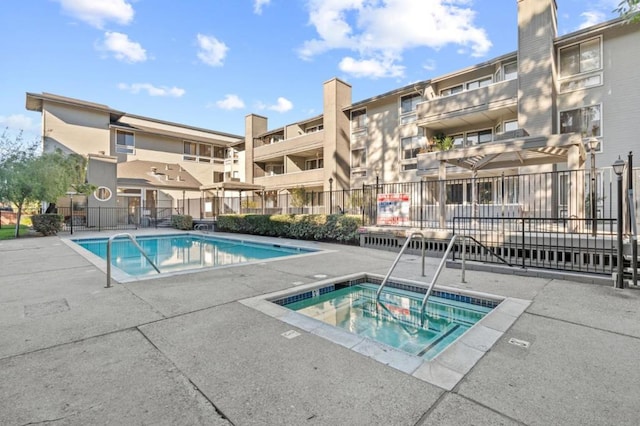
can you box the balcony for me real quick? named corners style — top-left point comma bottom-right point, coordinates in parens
top-left (254, 168), bottom-right (325, 188)
top-left (417, 79), bottom-right (517, 130)
top-left (254, 130), bottom-right (324, 162)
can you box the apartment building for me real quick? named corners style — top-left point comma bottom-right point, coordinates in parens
top-left (243, 0), bottom-right (639, 220)
top-left (25, 92), bottom-right (244, 225)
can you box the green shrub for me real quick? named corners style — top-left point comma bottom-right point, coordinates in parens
top-left (171, 214), bottom-right (193, 230)
top-left (216, 214), bottom-right (361, 244)
top-left (31, 214), bottom-right (63, 236)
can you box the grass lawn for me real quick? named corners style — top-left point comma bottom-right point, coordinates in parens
top-left (0, 225), bottom-right (29, 240)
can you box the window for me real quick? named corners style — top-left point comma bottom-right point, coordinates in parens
top-left (399, 93), bottom-right (421, 125)
top-left (305, 158), bottom-right (324, 170)
top-left (400, 93), bottom-right (421, 114)
top-left (116, 130), bottom-right (134, 154)
top-left (451, 134), bottom-right (464, 148)
top-left (351, 148), bottom-right (366, 168)
top-left (401, 136), bottom-right (423, 160)
top-left (183, 141), bottom-right (215, 163)
top-left (466, 76), bottom-right (492, 90)
top-left (504, 120), bottom-right (518, 132)
top-left (560, 105), bottom-right (601, 138)
top-left (306, 124), bottom-right (324, 133)
top-left (446, 182), bottom-right (495, 204)
top-left (402, 163), bottom-right (417, 171)
top-left (351, 109), bottom-right (367, 130)
top-left (559, 38), bottom-right (601, 78)
top-left (265, 164), bottom-right (284, 176)
top-left (466, 129), bottom-right (492, 145)
top-left (440, 85), bottom-right (463, 97)
top-left (94, 186), bottom-right (112, 202)
top-left (503, 62), bottom-right (517, 81)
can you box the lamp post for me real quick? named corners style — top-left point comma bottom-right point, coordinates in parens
top-left (612, 157), bottom-right (625, 289)
top-left (588, 138), bottom-right (599, 236)
top-left (328, 177), bottom-right (333, 214)
top-left (66, 191), bottom-right (77, 235)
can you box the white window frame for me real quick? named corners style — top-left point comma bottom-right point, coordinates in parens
top-left (559, 36), bottom-right (602, 77)
top-left (440, 84), bottom-right (463, 97)
top-left (305, 124), bottom-right (324, 133)
top-left (115, 130), bottom-right (135, 154)
top-left (304, 158), bottom-right (324, 170)
top-left (183, 141), bottom-right (215, 163)
top-left (351, 148), bottom-right (367, 169)
top-left (466, 76), bottom-right (493, 90)
top-left (559, 104), bottom-right (602, 151)
top-left (265, 164), bottom-right (284, 176)
top-left (558, 36), bottom-right (603, 92)
top-left (400, 135), bottom-right (424, 160)
top-left (503, 61), bottom-right (517, 81)
top-left (399, 93), bottom-right (421, 125)
top-left (351, 109), bottom-right (367, 131)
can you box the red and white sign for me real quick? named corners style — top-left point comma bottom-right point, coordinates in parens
top-left (376, 193), bottom-right (410, 226)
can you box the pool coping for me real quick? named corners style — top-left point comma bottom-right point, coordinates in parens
top-left (239, 272), bottom-right (531, 391)
top-left (60, 230), bottom-right (332, 284)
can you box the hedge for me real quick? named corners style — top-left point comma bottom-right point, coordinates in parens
top-left (31, 214), bottom-right (63, 236)
top-left (216, 214), bottom-right (361, 244)
top-left (171, 214), bottom-right (193, 230)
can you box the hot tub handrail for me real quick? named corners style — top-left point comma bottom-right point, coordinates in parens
top-left (106, 233), bottom-right (160, 288)
top-left (419, 235), bottom-right (459, 318)
top-left (375, 231), bottom-right (426, 300)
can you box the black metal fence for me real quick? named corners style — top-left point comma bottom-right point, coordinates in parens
top-left (55, 204), bottom-right (175, 233)
top-left (452, 216), bottom-right (618, 275)
top-left (176, 168), bottom-right (634, 232)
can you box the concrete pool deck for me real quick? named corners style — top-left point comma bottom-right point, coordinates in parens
top-left (1, 230), bottom-right (640, 425)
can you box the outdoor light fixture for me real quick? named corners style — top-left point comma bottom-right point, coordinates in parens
top-left (612, 157), bottom-right (625, 176)
top-left (328, 177), bottom-right (334, 214)
top-left (613, 156), bottom-right (625, 289)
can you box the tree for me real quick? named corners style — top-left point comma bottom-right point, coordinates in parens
top-left (290, 186), bottom-right (308, 213)
top-left (615, 0), bottom-right (639, 22)
top-left (0, 131), bottom-right (90, 238)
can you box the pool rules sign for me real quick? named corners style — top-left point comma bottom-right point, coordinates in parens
top-left (376, 193), bottom-right (410, 226)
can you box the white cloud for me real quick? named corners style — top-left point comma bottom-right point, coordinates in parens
top-left (339, 57), bottom-right (404, 79)
top-left (99, 32), bottom-right (147, 63)
top-left (578, 11), bottom-right (606, 29)
top-left (56, 0), bottom-right (134, 29)
top-left (268, 97), bottom-right (293, 113)
top-left (254, 0), bottom-right (271, 15)
top-left (0, 114), bottom-right (36, 132)
top-left (299, 0), bottom-right (492, 79)
top-left (215, 94), bottom-right (245, 110)
top-left (118, 83), bottom-right (185, 97)
top-left (196, 34), bottom-right (228, 67)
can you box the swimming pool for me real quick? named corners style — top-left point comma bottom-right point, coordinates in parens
top-left (282, 283), bottom-right (494, 360)
top-left (72, 233), bottom-right (317, 277)
top-left (242, 273), bottom-right (530, 390)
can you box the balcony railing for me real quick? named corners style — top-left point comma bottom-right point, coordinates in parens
top-left (417, 79), bottom-right (517, 126)
top-left (254, 130), bottom-right (324, 162)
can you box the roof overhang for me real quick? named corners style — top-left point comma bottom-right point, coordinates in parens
top-left (200, 182), bottom-right (265, 192)
top-left (417, 133), bottom-right (585, 175)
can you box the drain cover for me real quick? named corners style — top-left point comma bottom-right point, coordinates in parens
top-left (508, 337), bottom-right (530, 348)
top-left (281, 330), bottom-right (301, 339)
top-left (24, 299), bottom-right (70, 318)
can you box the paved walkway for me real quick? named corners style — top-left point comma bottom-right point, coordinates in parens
top-left (1, 230), bottom-right (639, 425)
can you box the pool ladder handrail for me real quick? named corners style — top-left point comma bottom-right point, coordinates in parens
top-left (418, 234), bottom-right (512, 318)
top-left (106, 233), bottom-right (160, 288)
top-left (375, 232), bottom-right (426, 300)
top-left (418, 235), bottom-right (459, 318)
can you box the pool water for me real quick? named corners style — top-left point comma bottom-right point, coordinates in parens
top-left (285, 283), bottom-right (493, 360)
top-left (74, 234), bottom-right (314, 276)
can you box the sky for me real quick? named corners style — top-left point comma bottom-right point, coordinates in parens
top-left (0, 0), bottom-right (624, 142)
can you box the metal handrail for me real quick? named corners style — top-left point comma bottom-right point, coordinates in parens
top-left (375, 232), bottom-right (426, 300)
top-left (419, 235), bottom-right (458, 318)
top-left (106, 233), bottom-right (160, 288)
